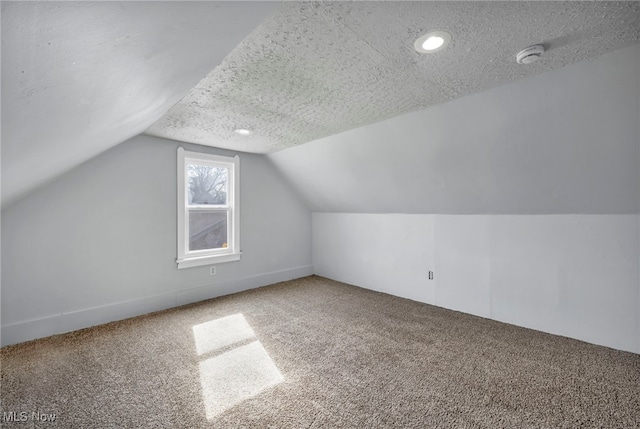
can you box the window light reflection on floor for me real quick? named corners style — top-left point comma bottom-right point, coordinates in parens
top-left (193, 313), bottom-right (256, 356)
top-left (192, 313), bottom-right (284, 419)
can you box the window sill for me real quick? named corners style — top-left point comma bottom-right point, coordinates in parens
top-left (177, 252), bottom-right (241, 269)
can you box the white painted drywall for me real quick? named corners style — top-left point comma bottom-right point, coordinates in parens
top-left (269, 44), bottom-right (640, 215)
top-left (313, 213), bottom-right (437, 304)
top-left (1, 1), bottom-right (276, 208)
top-left (280, 44), bottom-right (640, 353)
top-left (314, 213), bottom-right (639, 353)
top-left (0, 135), bottom-right (312, 346)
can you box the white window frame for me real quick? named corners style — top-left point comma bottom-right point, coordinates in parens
top-left (177, 147), bottom-right (241, 269)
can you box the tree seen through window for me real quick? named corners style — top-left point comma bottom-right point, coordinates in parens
top-left (188, 164), bottom-right (228, 205)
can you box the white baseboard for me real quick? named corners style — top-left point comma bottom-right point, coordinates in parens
top-left (175, 265), bottom-right (313, 306)
top-left (1, 265), bottom-right (313, 347)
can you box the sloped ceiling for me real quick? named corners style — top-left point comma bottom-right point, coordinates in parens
top-left (1, 1), bottom-right (275, 208)
top-left (146, 1), bottom-right (640, 153)
top-left (267, 43), bottom-right (640, 214)
top-left (3, 1), bottom-right (640, 209)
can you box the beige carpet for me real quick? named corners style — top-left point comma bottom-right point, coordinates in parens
top-left (1, 275), bottom-right (639, 428)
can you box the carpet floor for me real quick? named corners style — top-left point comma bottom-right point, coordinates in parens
top-left (1, 275), bottom-right (639, 428)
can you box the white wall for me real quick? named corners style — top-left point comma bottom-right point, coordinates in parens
top-left (314, 213), bottom-right (639, 353)
top-left (269, 44), bottom-right (640, 215)
top-left (1, 135), bottom-right (312, 346)
top-left (272, 44), bottom-right (640, 353)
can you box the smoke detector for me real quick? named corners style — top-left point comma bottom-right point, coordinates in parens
top-left (516, 45), bottom-right (545, 64)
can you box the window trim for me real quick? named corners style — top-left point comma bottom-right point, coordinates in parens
top-left (177, 147), bottom-right (241, 269)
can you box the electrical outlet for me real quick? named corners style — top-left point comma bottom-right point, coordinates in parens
top-left (209, 266), bottom-right (216, 276)
top-left (428, 271), bottom-right (434, 280)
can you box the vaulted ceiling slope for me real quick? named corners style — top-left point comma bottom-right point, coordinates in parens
top-left (3, 2), bottom-right (640, 209)
top-left (1, 1), bottom-right (275, 208)
top-left (146, 1), bottom-right (640, 154)
top-left (267, 43), bottom-right (640, 215)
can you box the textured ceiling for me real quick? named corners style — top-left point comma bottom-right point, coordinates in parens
top-left (145, 1), bottom-right (640, 154)
top-left (1, 1), bottom-right (274, 207)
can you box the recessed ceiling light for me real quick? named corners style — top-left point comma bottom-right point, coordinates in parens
top-left (423, 36), bottom-right (444, 51)
top-left (234, 128), bottom-right (252, 136)
top-left (414, 30), bottom-right (452, 54)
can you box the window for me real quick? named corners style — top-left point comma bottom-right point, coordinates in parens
top-left (177, 148), bottom-right (240, 269)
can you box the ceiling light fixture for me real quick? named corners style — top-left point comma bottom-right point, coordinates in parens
top-left (414, 30), bottom-right (452, 54)
top-left (234, 128), bottom-right (252, 136)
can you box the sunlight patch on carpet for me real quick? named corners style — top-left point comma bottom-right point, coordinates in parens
top-left (193, 314), bottom-right (284, 419)
top-left (192, 313), bottom-right (256, 356)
